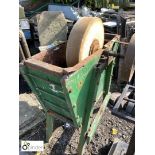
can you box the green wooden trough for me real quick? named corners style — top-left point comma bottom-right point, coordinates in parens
top-left (20, 34), bottom-right (120, 154)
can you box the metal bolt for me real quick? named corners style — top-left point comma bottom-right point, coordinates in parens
top-left (68, 88), bottom-right (72, 93)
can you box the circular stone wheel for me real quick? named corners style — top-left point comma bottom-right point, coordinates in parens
top-left (66, 17), bottom-right (104, 67)
top-left (121, 34), bottom-right (135, 82)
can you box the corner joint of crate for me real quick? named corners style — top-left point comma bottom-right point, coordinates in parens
top-left (61, 75), bottom-right (70, 84)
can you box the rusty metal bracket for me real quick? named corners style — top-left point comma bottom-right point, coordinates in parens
top-left (103, 50), bottom-right (125, 59)
top-left (95, 56), bottom-right (108, 71)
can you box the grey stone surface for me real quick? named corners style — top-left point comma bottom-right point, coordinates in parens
top-left (19, 93), bottom-right (45, 136)
top-left (38, 11), bottom-right (67, 46)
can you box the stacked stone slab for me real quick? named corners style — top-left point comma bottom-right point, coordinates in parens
top-left (38, 11), bottom-right (68, 46)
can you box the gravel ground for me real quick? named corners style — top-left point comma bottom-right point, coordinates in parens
top-left (20, 104), bottom-right (134, 155)
top-left (40, 107), bottom-right (134, 155)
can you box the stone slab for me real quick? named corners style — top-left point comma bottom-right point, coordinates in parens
top-left (38, 11), bottom-right (67, 46)
top-left (19, 93), bottom-right (45, 137)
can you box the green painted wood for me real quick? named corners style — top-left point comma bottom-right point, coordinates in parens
top-left (37, 88), bottom-right (68, 110)
top-left (46, 112), bottom-right (54, 142)
top-left (87, 93), bottom-right (111, 143)
top-left (27, 74), bottom-right (65, 99)
top-left (77, 62), bottom-right (106, 155)
top-left (20, 42), bottom-right (119, 127)
top-left (20, 36), bottom-right (120, 154)
top-left (77, 42), bottom-right (120, 155)
top-left (27, 67), bottom-right (62, 85)
top-left (96, 70), bottom-right (106, 99)
top-left (104, 42), bottom-right (119, 94)
top-left (62, 55), bottom-right (101, 126)
top-left (43, 99), bottom-right (71, 119)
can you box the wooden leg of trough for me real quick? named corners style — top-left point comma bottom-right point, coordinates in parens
top-left (77, 65), bottom-right (114, 154)
top-left (86, 93), bottom-right (111, 142)
top-left (78, 129), bottom-right (87, 155)
top-left (77, 50), bottom-right (117, 154)
top-left (46, 112), bottom-right (54, 142)
top-left (77, 72), bottom-right (101, 154)
top-left (78, 113), bottom-right (95, 155)
top-left (77, 77), bottom-right (100, 154)
top-left (77, 93), bottom-right (111, 155)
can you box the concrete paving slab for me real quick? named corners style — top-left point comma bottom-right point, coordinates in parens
top-left (19, 93), bottom-right (45, 137)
